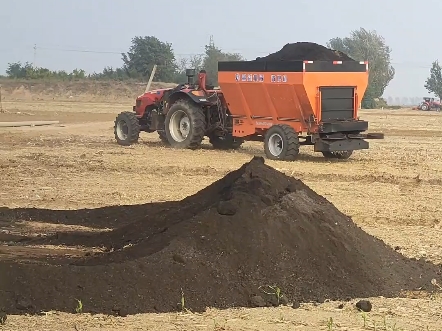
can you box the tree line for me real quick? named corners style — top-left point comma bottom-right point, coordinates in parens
top-left (3, 28), bottom-right (442, 107)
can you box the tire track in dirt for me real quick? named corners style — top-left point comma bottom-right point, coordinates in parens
top-left (365, 112), bottom-right (441, 117)
top-left (7, 150), bottom-right (442, 187)
top-left (378, 129), bottom-right (442, 137)
top-left (278, 170), bottom-right (442, 186)
top-left (11, 153), bottom-right (231, 178)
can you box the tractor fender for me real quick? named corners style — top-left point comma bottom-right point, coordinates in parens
top-left (168, 90), bottom-right (203, 104)
top-left (165, 91), bottom-right (209, 113)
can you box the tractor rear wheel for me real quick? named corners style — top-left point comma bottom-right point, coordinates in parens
top-left (114, 111), bottom-right (140, 146)
top-left (165, 100), bottom-right (206, 149)
top-left (209, 134), bottom-right (244, 150)
top-left (421, 104), bottom-right (429, 111)
top-left (322, 150), bottom-right (353, 159)
top-left (264, 125), bottom-right (300, 161)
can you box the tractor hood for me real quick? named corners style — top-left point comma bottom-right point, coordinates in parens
top-left (137, 88), bottom-right (173, 100)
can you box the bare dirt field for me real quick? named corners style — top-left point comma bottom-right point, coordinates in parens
top-left (0, 94), bottom-right (442, 330)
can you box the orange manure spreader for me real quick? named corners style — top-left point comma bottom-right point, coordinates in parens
top-left (114, 43), bottom-right (383, 161)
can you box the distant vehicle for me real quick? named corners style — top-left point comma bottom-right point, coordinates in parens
top-left (413, 97), bottom-right (441, 111)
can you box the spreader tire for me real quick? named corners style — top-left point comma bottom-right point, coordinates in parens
top-left (209, 135), bottom-right (244, 150)
top-left (322, 150), bottom-right (353, 159)
top-left (165, 100), bottom-right (206, 149)
top-left (114, 112), bottom-right (140, 146)
top-left (264, 125), bottom-right (300, 161)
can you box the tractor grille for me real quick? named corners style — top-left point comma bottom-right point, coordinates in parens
top-left (320, 87), bottom-right (354, 121)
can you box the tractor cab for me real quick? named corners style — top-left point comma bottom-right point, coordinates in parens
top-left (423, 97), bottom-right (440, 103)
top-left (423, 97), bottom-right (437, 103)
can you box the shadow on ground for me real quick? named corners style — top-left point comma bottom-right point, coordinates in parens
top-left (139, 139), bottom-right (359, 164)
top-left (0, 201), bottom-right (178, 230)
top-left (239, 147), bottom-right (361, 163)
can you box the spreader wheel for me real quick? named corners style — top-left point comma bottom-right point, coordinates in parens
top-left (264, 125), bottom-right (300, 161)
top-left (114, 111), bottom-right (141, 146)
top-left (209, 135), bottom-right (244, 150)
top-left (322, 150), bottom-right (353, 159)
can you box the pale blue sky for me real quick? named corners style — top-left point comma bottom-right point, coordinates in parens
top-left (0, 0), bottom-right (440, 100)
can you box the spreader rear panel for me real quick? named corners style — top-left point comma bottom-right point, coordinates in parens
top-left (320, 87), bottom-right (355, 121)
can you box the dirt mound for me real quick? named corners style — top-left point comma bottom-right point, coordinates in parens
top-left (0, 157), bottom-right (439, 315)
top-left (255, 42), bottom-right (355, 61)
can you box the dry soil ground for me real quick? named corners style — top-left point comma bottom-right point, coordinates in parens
top-left (0, 97), bottom-right (442, 330)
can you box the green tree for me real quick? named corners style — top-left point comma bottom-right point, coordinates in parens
top-left (202, 40), bottom-right (244, 85)
top-left (327, 28), bottom-right (395, 109)
top-left (5, 61), bottom-right (89, 80)
top-left (92, 66), bottom-right (130, 81)
top-left (121, 36), bottom-right (178, 82)
top-left (174, 54), bottom-right (204, 83)
top-left (6, 62), bottom-right (33, 78)
top-left (26, 67), bottom-right (52, 79)
top-left (424, 60), bottom-right (442, 101)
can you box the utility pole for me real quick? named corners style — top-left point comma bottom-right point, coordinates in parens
top-left (209, 35), bottom-right (214, 47)
top-left (33, 44), bottom-right (37, 68)
top-left (0, 84), bottom-right (3, 113)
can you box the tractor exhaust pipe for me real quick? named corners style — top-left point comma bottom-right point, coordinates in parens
top-left (185, 69), bottom-right (196, 85)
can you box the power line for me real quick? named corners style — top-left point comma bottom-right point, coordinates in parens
top-left (42, 48), bottom-right (436, 69)
top-left (35, 47), bottom-right (438, 68)
top-left (37, 45), bottom-right (206, 57)
top-left (0, 44), bottom-right (437, 69)
top-left (38, 46), bottom-right (122, 54)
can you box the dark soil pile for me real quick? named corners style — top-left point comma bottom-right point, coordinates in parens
top-left (0, 157), bottom-right (439, 315)
top-left (255, 42), bottom-right (355, 61)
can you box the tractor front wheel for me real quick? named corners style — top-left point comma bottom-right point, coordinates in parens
top-left (114, 111), bottom-right (140, 146)
top-left (322, 150), bottom-right (353, 159)
top-left (165, 100), bottom-right (206, 149)
top-left (158, 130), bottom-right (169, 144)
top-left (264, 125), bottom-right (300, 161)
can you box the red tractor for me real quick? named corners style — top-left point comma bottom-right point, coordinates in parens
top-left (416, 97), bottom-right (441, 111)
top-left (114, 69), bottom-right (243, 150)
